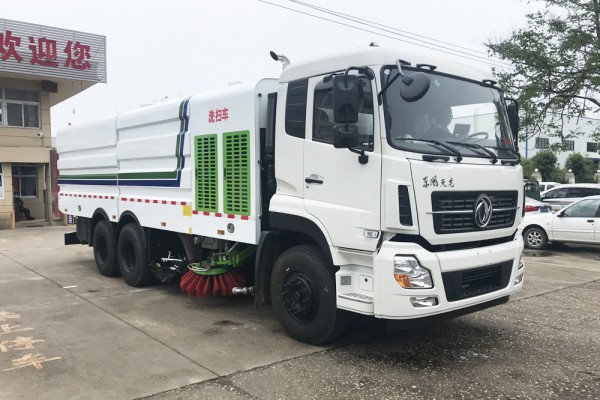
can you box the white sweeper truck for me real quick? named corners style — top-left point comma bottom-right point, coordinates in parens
top-left (58, 46), bottom-right (525, 344)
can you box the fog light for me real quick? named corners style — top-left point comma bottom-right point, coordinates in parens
top-left (410, 296), bottom-right (439, 307)
top-left (394, 256), bottom-right (433, 289)
top-left (518, 255), bottom-right (524, 270)
top-left (514, 273), bottom-right (523, 285)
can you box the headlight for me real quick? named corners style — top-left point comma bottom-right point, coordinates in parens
top-left (393, 256), bottom-right (433, 289)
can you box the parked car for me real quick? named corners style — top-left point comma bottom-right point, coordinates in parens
top-left (521, 195), bottom-right (600, 249)
top-left (524, 196), bottom-right (551, 215)
top-left (538, 181), bottom-right (561, 192)
top-left (540, 183), bottom-right (600, 210)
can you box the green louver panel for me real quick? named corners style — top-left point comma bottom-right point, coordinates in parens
top-left (195, 134), bottom-right (218, 212)
top-left (223, 130), bottom-right (251, 216)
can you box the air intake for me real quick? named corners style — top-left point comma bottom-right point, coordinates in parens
top-left (398, 185), bottom-right (413, 226)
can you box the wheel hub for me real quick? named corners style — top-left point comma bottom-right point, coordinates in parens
top-left (282, 273), bottom-right (317, 323)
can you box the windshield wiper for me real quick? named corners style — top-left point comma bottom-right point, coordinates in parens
top-left (394, 137), bottom-right (462, 162)
top-left (447, 141), bottom-right (498, 164)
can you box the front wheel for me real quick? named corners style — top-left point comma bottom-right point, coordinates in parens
top-left (271, 245), bottom-right (348, 345)
top-left (523, 226), bottom-right (548, 249)
top-left (117, 224), bottom-right (154, 287)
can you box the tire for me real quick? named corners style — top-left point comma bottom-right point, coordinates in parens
top-left (271, 245), bottom-right (348, 345)
top-left (117, 224), bottom-right (154, 287)
top-left (92, 220), bottom-right (120, 276)
top-left (523, 226), bottom-right (548, 250)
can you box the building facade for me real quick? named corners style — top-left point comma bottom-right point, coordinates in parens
top-left (519, 115), bottom-right (600, 166)
top-left (0, 18), bottom-right (106, 229)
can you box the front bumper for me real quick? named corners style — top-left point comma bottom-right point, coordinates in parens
top-left (335, 235), bottom-right (523, 318)
top-left (372, 235), bottom-right (524, 319)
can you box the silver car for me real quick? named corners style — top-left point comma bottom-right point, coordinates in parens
top-left (540, 183), bottom-right (600, 211)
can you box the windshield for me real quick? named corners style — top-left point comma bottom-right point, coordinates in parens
top-left (381, 66), bottom-right (516, 159)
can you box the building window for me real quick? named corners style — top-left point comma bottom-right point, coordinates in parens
top-left (564, 140), bottom-right (575, 151)
top-left (0, 164), bottom-right (4, 198)
top-left (0, 88), bottom-right (40, 128)
top-left (535, 137), bottom-right (549, 149)
top-left (587, 142), bottom-right (598, 152)
top-left (12, 165), bottom-right (37, 198)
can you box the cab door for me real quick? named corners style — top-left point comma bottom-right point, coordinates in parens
top-left (303, 74), bottom-right (382, 251)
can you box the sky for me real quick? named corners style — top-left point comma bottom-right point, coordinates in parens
top-left (2, 0), bottom-right (536, 134)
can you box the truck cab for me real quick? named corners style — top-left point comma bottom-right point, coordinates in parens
top-left (265, 47), bottom-right (524, 340)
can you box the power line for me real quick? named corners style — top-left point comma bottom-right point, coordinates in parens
top-left (287, 0), bottom-right (513, 68)
top-left (289, 0), bottom-right (497, 60)
top-left (257, 0), bottom-right (514, 70)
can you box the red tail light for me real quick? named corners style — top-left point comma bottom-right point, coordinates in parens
top-left (524, 205), bottom-right (539, 213)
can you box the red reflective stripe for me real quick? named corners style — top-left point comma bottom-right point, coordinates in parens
top-left (241, 216), bottom-right (249, 220)
top-left (162, 200), bottom-right (167, 204)
top-left (215, 213), bottom-right (222, 217)
top-left (192, 210), bottom-right (199, 215)
top-left (145, 199), bottom-right (150, 203)
top-left (153, 200), bottom-right (158, 204)
top-left (171, 201), bottom-right (177, 205)
top-left (110, 196), bottom-right (115, 200)
top-left (121, 198), bottom-right (127, 201)
top-left (227, 214), bottom-right (234, 219)
top-left (203, 211), bottom-right (210, 216)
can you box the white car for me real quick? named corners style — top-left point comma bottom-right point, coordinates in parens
top-left (538, 181), bottom-right (560, 192)
top-left (521, 195), bottom-right (600, 249)
top-left (524, 196), bottom-right (551, 215)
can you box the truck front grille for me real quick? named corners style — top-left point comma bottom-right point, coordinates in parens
top-left (431, 191), bottom-right (518, 234)
top-left (442, 260), bottom-right (513, 302)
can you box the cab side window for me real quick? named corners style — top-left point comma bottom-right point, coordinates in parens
top-left (312, 76), bottom-right (374, 150)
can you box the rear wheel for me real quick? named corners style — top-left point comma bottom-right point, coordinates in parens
top-left (117, 224), bottom-right (154, 287)
top-left (523, 226), bottom-right (548, 249)
top-left (92, 220), bottom-right (119, 276)
top-left (271, 245), bottom-right (348, 345)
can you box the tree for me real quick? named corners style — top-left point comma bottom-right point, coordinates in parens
top-left (530, 150), bottom-right (564, 181)
top-left (521, 158), bottom-right (535, 179)
top-left (486, 0), bottom-right (600, 143)
top-left (564, 152), bottom-right (597, 182)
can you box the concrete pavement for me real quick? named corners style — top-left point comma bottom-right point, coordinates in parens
top-left (0, 226), bottom-right (599, 399)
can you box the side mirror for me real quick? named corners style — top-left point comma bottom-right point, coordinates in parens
top-left (506, 101), bottom-right (519, 146)
top-left (332, 75), bottom-right (359, 123)
top-left (333, 124), bottom-right (358, 149)
top-left (399, 72), bottom-right (430, 102)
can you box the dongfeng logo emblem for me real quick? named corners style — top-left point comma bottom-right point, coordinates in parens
top-left (473, 194), bottom-right (493, 228)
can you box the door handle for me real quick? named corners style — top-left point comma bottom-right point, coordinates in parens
top-left (587, 220), bottom-right (594, 223)
top-left (305, 177), bottom-right (323, 184)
